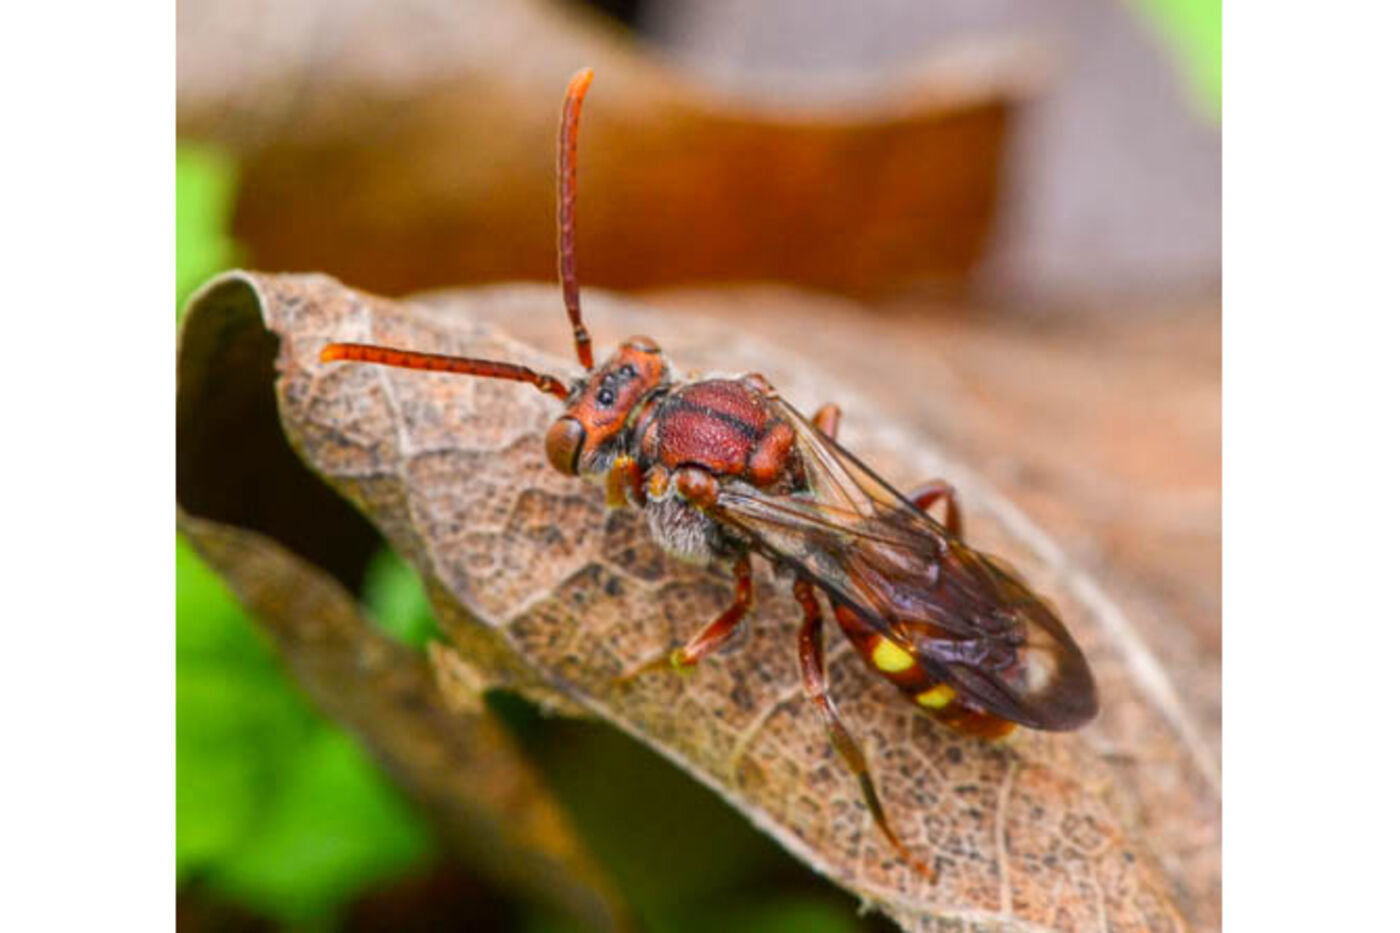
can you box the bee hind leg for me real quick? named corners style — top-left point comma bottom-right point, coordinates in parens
top-left (614, 553), bottom-right (753, 684)
top-left (810, 403), bottom-right (961, 537)
top-left (811, 403), bottom-right (841, 439)
top-left (905, 479), bottom-right (962, 537)
top-left (794, 578), bottom-right (939, 884)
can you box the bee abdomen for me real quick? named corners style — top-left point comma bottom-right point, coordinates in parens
top-left (830, 600), bottom-right (1018, 739)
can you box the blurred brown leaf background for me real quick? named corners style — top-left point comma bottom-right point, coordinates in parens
top-left (176, 0), bottom-right (1219, 930)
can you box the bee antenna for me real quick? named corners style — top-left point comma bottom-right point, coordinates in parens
top-left (319, 343), bottom-right (570, 400)
top-left (559, 67), bottom-right (595, 371)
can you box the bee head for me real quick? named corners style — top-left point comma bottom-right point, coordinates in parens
top-left (545, 336), bottom-right (670, 477)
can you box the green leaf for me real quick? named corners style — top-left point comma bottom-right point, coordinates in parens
top-left (361, 546), bottom-right (439, 648)
top-left (177, 539), bottom-right (319, 879)
top-left (177, 535), bottom-right (275, 667)
top-left (208, 728), bottom-right (435, 923)
top-left (176, 665), bottom-right (316, 876)
top-left (1131, 0), bottom-right (1221, 118)
top-left (177, 538), bottom-right (439, 917)
top-left (176, 145), bottom-right (240, 310)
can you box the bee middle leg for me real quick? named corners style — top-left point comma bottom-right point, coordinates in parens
top-left (615, 553), bottom-right (754, 683)
top-left (794, 578), bottom-right (939, 883)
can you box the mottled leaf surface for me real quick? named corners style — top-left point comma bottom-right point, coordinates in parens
top-left (181, 272), bottom-right (1218, 932)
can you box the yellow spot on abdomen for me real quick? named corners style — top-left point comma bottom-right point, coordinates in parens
top-left (871, 637), bottom-right (916, 673)
top-left (916, 683), bottom-right (957, 709)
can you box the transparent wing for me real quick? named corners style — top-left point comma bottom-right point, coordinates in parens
top-left (712, 399), bottom-right (1098, 730)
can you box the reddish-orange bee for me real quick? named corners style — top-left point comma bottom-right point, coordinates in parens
top-left (321, 68), bottom-right (1098, 880)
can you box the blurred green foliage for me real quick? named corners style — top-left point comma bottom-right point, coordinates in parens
top-left (360, 547), bottom-right (441, 649)
top-left (176, 146), bottom-right (241, 306)
top-left (1133, 0), bottom-right (1221, 117)
top-left (176, 533), bottom-right (438, 923)
top-left (176, 536), bottom-right (437, 922)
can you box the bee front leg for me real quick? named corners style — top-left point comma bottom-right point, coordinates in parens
top-left (605, 454), bottom-right (644, 508)
top-left (615, 553), bottom-right (754, 684)
top-left (669, 552), bottom-right (754, 669)
top-left (794, 579), bottom-right (939, 883)
top-left (904, 480), bottom-right (962, 537)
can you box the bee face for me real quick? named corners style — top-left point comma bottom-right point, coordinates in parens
top-left (544, 337), bottom-right (670, 478)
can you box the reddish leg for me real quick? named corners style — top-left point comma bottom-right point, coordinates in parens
top-left (617, 554), bottom-right (754, 682)
top-left (671, 553), bottom-right (754, 668)
top-left (605, 454), bottom-right (644, 508)
top-left (906, 479), bottom-right (962, 538)
top-left (810, 403), bottom-right (961, 538)
top-left (811, 403), bottom-right (841, 440)
top-left (794, 579), bottom-right (939, 883)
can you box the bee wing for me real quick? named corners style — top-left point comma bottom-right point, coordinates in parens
top-left (711, 400), bottom-right (1098, 730)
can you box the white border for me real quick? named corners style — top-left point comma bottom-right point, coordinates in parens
top-left (1225, 3), bottom-right (1400, 928)
top-left (4, 0), bottom-right (172, 928)
top-left (11, 0), bottom-right (1400, 927)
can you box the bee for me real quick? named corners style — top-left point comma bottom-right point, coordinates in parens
top-left (320, 68), bottom-right (1098, 881)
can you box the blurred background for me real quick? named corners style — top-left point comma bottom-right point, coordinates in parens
top-left (176, 0), bottom-right (1219, 929)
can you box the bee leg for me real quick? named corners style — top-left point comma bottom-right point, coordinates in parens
top-left (794, 579), bottom-right (939, 883)
top-left (670, 552), bottom-right (754, 668)
top-left (811, 403), bottom-right (842, 440)
top-left (615, 553), bottom-right (753, 683)
top-left (905, 479), bottom-right (962, 538)
top-left (605, 454), bottom-right (644, 508)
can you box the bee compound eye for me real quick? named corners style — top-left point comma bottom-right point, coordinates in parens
top-left (544, 417), bottom-right (586, 475)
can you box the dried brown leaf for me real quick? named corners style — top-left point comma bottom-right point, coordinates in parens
top-left (177, 0), bottom-right (1036, 296)
top-left (180, 271), bottom-right (1219, 932)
